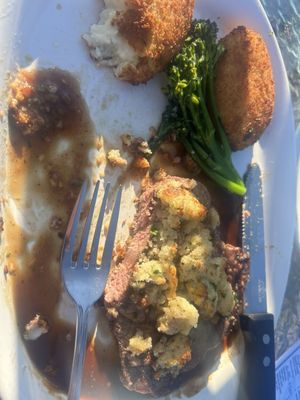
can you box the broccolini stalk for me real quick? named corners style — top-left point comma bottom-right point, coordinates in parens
top-left (150, 19), bottom-right (246, 196)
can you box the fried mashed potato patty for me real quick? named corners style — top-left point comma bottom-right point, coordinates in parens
top-left (214, 26), bottom-right (275, 150)
top-left (83, 0), bottom-right (194, 84)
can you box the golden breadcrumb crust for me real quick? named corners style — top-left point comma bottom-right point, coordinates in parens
top-left (113, 0), bottom-right (194, 83)
top-left (214, 26), bottom-right (275, 150)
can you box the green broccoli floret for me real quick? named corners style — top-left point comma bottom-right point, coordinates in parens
top-left (150, 20), bottom-right (246, 196)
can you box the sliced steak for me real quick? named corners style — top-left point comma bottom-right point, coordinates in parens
top-left (105, 173), bottom-right (205, 308)
top-left (222, 243), bottom-right (250, 334)
top-left (104, 172), bottom-right (248, 397)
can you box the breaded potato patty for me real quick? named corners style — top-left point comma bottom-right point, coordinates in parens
top-left (214, 26), bottom-right (275, 150)
top-left (83, 0), bottom-right (194, 84)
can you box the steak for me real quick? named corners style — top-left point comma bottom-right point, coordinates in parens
top-left (104, 172), bottom-right (248, 396)
top-left (105, 172), bottom-right (209, 308)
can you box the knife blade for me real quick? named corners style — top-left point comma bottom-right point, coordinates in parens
top-left (238, 163), bottom-right (275, 400)
top-left (242, 163), bottom-right (267, 314)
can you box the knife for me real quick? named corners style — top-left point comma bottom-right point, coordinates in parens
top-left (238, 163), bottom-right (276, 400)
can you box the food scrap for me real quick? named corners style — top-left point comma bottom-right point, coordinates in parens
top-left (24, 314), bottom-right (49, 341)
top-left (8, 69), bottom-right (81, 137)
top-left (83, 0), bottom-right (194, 83)
top-left (107, 149), bottom-right (128, 168)
top-left (133, 156), bottom-right (150, 170)
top-left (214, 26), bottom-right (275, 150)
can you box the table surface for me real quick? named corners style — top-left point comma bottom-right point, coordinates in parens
top-left (261, 0), bottom-right (300, 359)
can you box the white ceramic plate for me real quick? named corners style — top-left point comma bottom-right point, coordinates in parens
top-left (0, 0), bottom-right (296, 399)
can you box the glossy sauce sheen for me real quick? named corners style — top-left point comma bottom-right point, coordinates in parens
top-left (5, 69), bottom-right (241, 397)
top-left (6, 68), bottom-right (100, 393)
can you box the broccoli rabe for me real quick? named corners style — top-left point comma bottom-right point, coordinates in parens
top-left (150, 20), bottom-right (246, 196)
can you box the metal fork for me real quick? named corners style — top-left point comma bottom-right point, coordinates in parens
top-left (60, 180), bottom-right (122, 400)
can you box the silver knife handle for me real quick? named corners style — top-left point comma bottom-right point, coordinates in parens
top-left (238, 313), bottom-right (275, 400)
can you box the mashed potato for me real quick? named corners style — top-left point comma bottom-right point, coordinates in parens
top-left (83, 0), bottom-right (194, 83)
top-left (83, 4), bottom-right (138, 71)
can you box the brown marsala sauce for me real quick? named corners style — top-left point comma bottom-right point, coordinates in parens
top-left (5, 69), bottom-right (242, 398)
top-left (6, 68), bottom-right (100, 393)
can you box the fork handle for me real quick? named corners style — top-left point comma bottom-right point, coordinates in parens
top-left (68, 306), bottom-right (89, 400)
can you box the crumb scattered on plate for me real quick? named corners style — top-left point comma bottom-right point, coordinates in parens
top-left (107, 149), bottom-right (128, 167)
top-left (24, 314), bottom-right (49, 341)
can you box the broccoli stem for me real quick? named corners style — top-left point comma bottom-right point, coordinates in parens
top-left (149, 19), bottom-right (247, 196)
top-left (149, 122), bottom-right (170, 153)
top-left (207, 66), bottom-right (232, 158)
top-left (182, 137), bottom-right (246, 196)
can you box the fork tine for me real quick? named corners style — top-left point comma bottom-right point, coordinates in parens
top-left (89, 182), bottom-right (111, 265)
top-left (76, 181), bottom-right (100, 266)
top-left (100, 186), bottom-right (122, 272)
top-left (63, 180), bottom-right (88, 258)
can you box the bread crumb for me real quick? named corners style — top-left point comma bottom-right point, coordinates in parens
top-left (133, 157), bottom-right (150, 170)
top-left (96, 136), bottom-right (104, 150)
top-left (128, 332), bottom-right (152, 355)
top-left (104, 221), bottom-right (109, 235)
top-left (107, 149), bottom-right (127, 168)
top-left (49, 216), bottom-right (63, 231)
top-left (107, 307), bottom-right (119, 318)
top-left (96, 153), bottom-right (106, 167)
top-left (24, 314), bottom-right (49, 341)
top-left (137, 139), bottom-right (152, 155)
